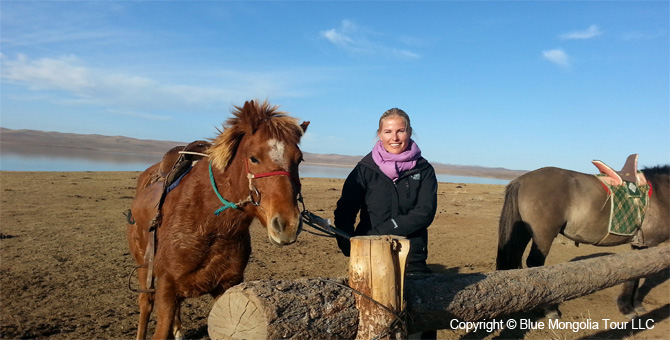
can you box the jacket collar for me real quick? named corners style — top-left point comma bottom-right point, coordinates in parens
top-left (359, 152), bottom-right (428, 179)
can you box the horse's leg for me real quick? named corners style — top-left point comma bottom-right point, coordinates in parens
top-left (527, 234), bottom-right (562, 319)
top-left (526, 241), bottom-right (548, 267)
top-left (630, 245), bottom-right (650, 315)
top-left (136, 290), bottom-right (154, 340)
top-left (136, 265), bottom-right (155, 340)
top-left (617, 279), bottom-right (641, 319)
top-left (633, 285), bottom-right (647, 315)
top-left (617, 245), bottom-right (649, 318)
top-left (153, 280), bottom-right (178, 340)
top-left (172, 303), bottom-right (183, 340)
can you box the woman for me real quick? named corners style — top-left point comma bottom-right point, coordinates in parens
top-left (334, 108), bottom-right (438, 275)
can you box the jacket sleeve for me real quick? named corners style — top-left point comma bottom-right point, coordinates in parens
top-left (375, 165), bottom-right (438, 237)
top-left (334, 165), bottom-right (366, 255)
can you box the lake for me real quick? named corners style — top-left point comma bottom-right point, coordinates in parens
top-left (0, 146), bottom-right (509, 185)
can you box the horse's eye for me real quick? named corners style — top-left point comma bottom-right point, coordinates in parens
top-left (250, 156), bottom-right (260, 164)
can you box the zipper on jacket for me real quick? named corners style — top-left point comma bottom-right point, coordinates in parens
top-left (405, 180), bottom-right (410, 198)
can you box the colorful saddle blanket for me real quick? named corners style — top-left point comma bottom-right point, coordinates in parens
top-left (593, 154), bottom-right (652, 236)
top-left (597, 176), bottom-right (651, 236)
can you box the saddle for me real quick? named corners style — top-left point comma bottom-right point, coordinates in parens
top-left (592, 154), bottom-right (647, 187)
top-left (152, 140), bottom-right (212, 220)
top-left (145, 140), bottom-right (211, 189)
top-left (592, 154), bottom-right (652, 244)
top-left (159, 140), bottom-right (211, 188)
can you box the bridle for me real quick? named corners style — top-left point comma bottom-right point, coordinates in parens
top-left (244, 157), bottom-right (304, 210)
top-left (209, 158), bottom-right (304, 215)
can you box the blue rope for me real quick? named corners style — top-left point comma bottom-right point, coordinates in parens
top-left (209, 160), bottom-right (238, 215)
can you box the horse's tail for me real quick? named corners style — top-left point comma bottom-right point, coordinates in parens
top-left (496, 179), bottom-right (529, 270)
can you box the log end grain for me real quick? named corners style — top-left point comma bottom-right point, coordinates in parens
top-left (208, 285), bottom-right (268, 340)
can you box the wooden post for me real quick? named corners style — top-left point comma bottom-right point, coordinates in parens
top-left (348, 235), bottom-right (410, 340)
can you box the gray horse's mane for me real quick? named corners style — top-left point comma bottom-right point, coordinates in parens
top-left (642, 165), bottom-right (670, 176)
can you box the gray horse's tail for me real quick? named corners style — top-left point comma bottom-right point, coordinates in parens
top-left (496, 180), bottom-right (530, 270)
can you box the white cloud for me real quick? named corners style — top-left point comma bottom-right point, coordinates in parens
top-left (393, 49), bottom-right (421, 59)
top-left (0, 54), bottom-right (319, 115)
top-left (559, 25), bottom-right (603, 40)
top-left (320, 19), bottom-right (420, 59)
top-left (542, 49), bottom-right (571, 68)
top-left (321, 28), bottom-right (357, 50)
top-left (2, 54), bottom-right (92, 93)
top-left (320, 20), bottom-right (372, 54)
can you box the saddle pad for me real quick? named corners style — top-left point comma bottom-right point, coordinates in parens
top-left (166, 166), bottom-right (192, 194)
top-left (598, 176), bottom-right (650, 236)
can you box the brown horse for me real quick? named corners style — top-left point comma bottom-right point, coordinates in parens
top-left (126, 100), bottom-right (309, 339)
top-left (496, 165), bottom-right (669, 319)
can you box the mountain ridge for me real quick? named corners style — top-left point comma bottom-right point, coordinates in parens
top-left (0, 127), bottom-right (525, 179)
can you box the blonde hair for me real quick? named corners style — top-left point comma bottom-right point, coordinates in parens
top-left (377, 108), bottom-right (412, 137)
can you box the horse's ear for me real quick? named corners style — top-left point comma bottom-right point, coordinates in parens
top-left (209, 125), bottom-right (244, 170)
top-left (300, 121), bottom-right (310, 133)
top-left (242, 100), bottom-right (254, 109)
top-left (241, 100), bottom-right (263, 134)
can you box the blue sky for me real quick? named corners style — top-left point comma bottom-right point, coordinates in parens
top-left (1, 1), bottom-right (668, 173)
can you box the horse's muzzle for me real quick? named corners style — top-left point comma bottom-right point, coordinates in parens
top-left (267, 215), bottom-right (302, 246)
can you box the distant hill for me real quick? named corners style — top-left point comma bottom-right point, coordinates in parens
top-left (0, 127), bottom-right (525, 179)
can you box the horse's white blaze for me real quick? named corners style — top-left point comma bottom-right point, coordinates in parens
top-left (267, 139), bottom-right (288, 168)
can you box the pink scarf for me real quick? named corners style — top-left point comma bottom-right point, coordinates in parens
top-left (371, 139), bottom-right (422, 182)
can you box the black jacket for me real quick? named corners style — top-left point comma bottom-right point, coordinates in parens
top-left (334, 152), bottom-right (438, 273)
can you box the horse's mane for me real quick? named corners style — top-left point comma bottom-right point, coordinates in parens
top-left (642, 165), bottom-right (670, 194)
top-left (642, 165), bottom-right (670, 177)
top-left (208, 100), bottom-right (304, 170)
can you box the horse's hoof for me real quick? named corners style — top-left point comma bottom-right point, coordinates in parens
top-left (617, 298), bottom-right (635, 317)
top-left (635, 305), bottom-right (648, 314)
top-left (542, 306), bottom-right (562, 319)
top-left (545, 310), bottom-right (561, 319)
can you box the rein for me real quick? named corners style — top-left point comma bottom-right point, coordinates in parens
top-left (301, 210), bottom-right (351, 239)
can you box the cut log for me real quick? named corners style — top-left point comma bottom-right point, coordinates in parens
top-left (208, 245), bottom-right (670, 339)
top-left (208, 277), bottom-right (358, 340)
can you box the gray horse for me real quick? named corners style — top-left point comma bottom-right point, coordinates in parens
top-left (496, 164), bottom-right (669, 319)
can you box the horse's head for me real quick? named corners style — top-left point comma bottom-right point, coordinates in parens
top-left (209, 100), bottom-right (309, 245)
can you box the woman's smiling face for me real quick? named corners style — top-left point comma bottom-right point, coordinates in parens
top-left (378, 116), bottom-right (409, 154)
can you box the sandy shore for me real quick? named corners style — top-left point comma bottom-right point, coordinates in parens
top-left (1, 171), bottom-right (667, 339)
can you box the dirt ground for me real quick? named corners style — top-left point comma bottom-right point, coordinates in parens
top-left (1, 171), bottom-right (668, 339)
